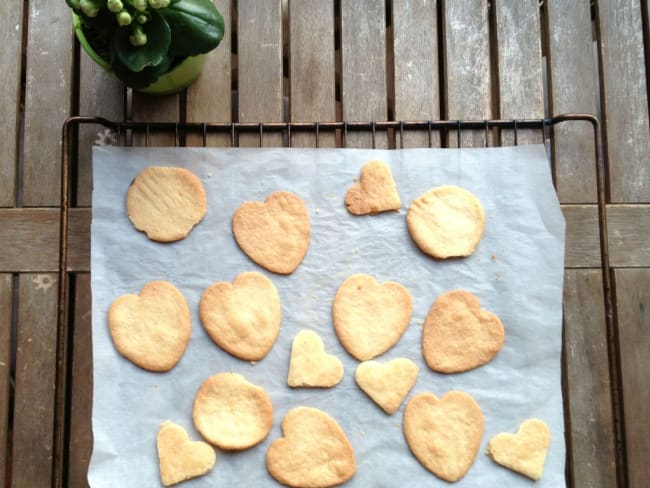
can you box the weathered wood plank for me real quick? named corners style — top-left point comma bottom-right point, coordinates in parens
top-left (563, 269), bottom-right (618, 488)
top-left (494, 0), bottom-right (544, 145)
top-left (608, 205), bottom-right (650, 267)
top-left (0, 274), bottom-right (13, 485)
top-left (12, 273), bottom-right (58, 488)
top-left (22, 0), bottom-right (73, 206)
top-left (563, 205), bottom-right (601, 268)
top-left (598, 0), bottom-right (650, 202)
top-left (393, 0), bottom-right (439, 148)
top-left (186, 0), bottom-right (232, 147)
top-left (546, 0), bottom-right (598, 203)
top-left (67, 274), bottom-right (92, 488)
top-left (132, 92), bottom-right (180, 147)
top-left (444, 0), bottom-right (491, 148)
top-left (341, 0), bottom-right (388, 148)
top-left (0, 208), bottom-right (90, 273)
top-left (614, 268), bottom-right (650, 487)
top-left (289, 0), bottom-right (336, 148)
top-left (238, 0), bottom-right (283, 147)
top-left (0, 2), bottom-right (24, 206)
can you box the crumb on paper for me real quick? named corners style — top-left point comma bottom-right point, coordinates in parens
top-left (250, 361), bottom-right (257, 366)
top-left (491, 253), bottom-right (497, 262)
top-left (315, 208), bottom-right (320, 214)
top-left (395, 422), bottom-right (401, 428)
top-left (353, 178), bottom-right (359, 183)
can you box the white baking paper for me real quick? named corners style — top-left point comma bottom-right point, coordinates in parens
top-left (89, 145), bottom-right (566, 487)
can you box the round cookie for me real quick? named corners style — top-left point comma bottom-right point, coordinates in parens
top-left (406, 185), bottom-right (485, 258)
top-left (108, 281), bottom-right (191, 372)
top-left (192, 373), bottom-right (273, 450)
top-left (126, 166), bottom-right (207, 242)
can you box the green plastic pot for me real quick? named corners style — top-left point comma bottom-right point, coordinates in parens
top-left (73, 13), bottom-right (207, 96)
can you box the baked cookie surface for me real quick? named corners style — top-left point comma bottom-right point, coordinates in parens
top-left (288, 330), bottom-right (344, 388)
top-left (355, 358), bottom-right (418, 414)
top-left (345, 160), bottom-right (401, 215)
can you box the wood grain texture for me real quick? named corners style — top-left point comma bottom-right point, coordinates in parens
top-left (563, 269), bottom-right (618, 488)
top-left (341, 0), bottom-right (388, 148)
top-left (238, 0), bottom-right (283, 147)
top-left (186, 0), bottom-right (232, 147)
top-left (0, 275), bottom-right (13, 486)
top-left (12, 273), bottom-right (58, 488)
top-left (0, 2), bottom-right (23, 206)
top-left (494, 0), bottom-right (544, 145)
top-left (614, 268), bottom-right (650, 487)
top-left (546, 0), bottom-right (598, 203)
top-left (289, 0), bottom-right (336, 148)
top-left (444, 0), bottom-right (491, 148)
top-left (132, 92), bottom-right (180, 147)
top-left (67, 274), bottom-right (92, 488)
top-left (393, 0), bottom-right (439, 148)
top-left (608, 205), bottom-right (650, 267)
top-left (598, 0), bottom-right (650, 202)
top-left (563, 205), bottom-right (601, 268)
top-left (22, 0), bottom-right (73, 206)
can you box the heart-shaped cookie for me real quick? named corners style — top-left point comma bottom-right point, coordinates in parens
top-left (157, 421), bottom-right (216, 487)
top-left (288, 330), bottom-right (344, 388)
top-left (403, 391), bottom-right (483, 482)
top-left (423, 290), bottom-right (504, 373)
top-left (355, 358), bottom-right (418, 414)
top-left (232, 191), bottom-right (311, 274)
top-left (333, 274), bottom-right (413, 360)
top-left (487, 419), bottom-right (551, 480)
top-left (200, 271), bottom-right (281, 361)
top-left (345, 160), bottom-right (401, 215)
top-left (108, 281), bottom-right (190, 372)
top-left (266, 407), bottom-right (356, 488)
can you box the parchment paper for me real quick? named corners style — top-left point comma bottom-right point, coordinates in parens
top-left (89, 145), bottom-right (566, 487)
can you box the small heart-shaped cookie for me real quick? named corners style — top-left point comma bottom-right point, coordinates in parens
top-left (288, 330), bottom-right (344, 388)
top-left (333, 274), bottom-right (413, 360)
top-left (200, 271), bottom-right (281, 361)
top-left (193, 372), bottom-right (273, 450)
top-left (403, 391), bottom-right (483, 482)
top-left (266, 407), bottom-right (356, 488)
top-left (232, 191), bottom-right (311, 274)
top-left (345, 160), bottom-right (401, 215)
top-left (108, 281), bottom-right (190, 372)
top-left (487, 419), bottom-right (551, 480)
top-left (157, 421), bottom-right (216, 487)
top-left (355, 358), bottom-right (418, 414)
top-left (423, 290), bottom-right (504, 373)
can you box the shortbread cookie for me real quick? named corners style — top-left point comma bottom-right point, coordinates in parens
top-left (355, 358), bottom-right (418, 414)
top-left (157, 421), bottom-right (216, 487)
top-left (487, 419), bottom-right (551, 480)
top-left (345, 160), bottom-right (401, 215)
top-left (126, 166), bottom-right (207, 242)
top-left (232, 191), bottom-right (311, 274)
top-left (423, 290), bottom-right (504, 373)
top-left (403, 391), bottom-right (483, 482)
top-left (200, 272), bottom-right (281, 361)
top-left (108, 281), bottom-right (190, 372)
top-left (407, 185), bottom-right (485, 258)
top-left (333, 274), bottom-right (413, 360)
top-left (193, 373), bottom-right (273, 450)
top-left (288, 330), bottom-right (344, 388)
top-left (266, 407), bottom-right (356, 488)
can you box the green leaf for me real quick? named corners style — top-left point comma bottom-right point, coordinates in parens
top-left (158, 0), bottom-right (224, 58)
top-left (111, 52), bottom-right (173, 88)
top-left (113, 9), bottom-right (171, 72)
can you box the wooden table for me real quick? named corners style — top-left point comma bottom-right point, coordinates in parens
top-left (1, 1), bottom-right (648, 486)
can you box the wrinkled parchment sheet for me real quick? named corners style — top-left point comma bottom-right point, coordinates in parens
top-left (89, 145), bottom-right (565, 487)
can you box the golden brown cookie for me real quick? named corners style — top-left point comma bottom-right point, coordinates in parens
top-left (487, 419), bottom-right (551, 480)
top-left (108, 281), bottom-right (190, 372)
top-left (345, 160), bottom-right (401, 215)
top-left (192, 372), bottom-right (273, 450)
top-left (406, 185), bottom-right (485, 258)
top-left (126, 166), bottom-right (207, 242)
top-left (332, 274), bottom-right (413, 360)
top-left (157, 421), bottom-right (216, 487)
top-left (288, 330), bottom-right (344, 388)
top-left (266, 407), bottom-right (356, 488)
top-left (422, 290), bottom-right (505, 373)
top-left (232, 191), bottom-right (311, 274)
top-left (403, 391), bottom-right (484, 483)
top-left (200, 272), bottom-right (281, 361)
top-left (355, 358), bottom-right (419, 414)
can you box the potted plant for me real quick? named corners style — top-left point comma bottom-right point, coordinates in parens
top-left (67, 0), bottom-right (224, 95)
